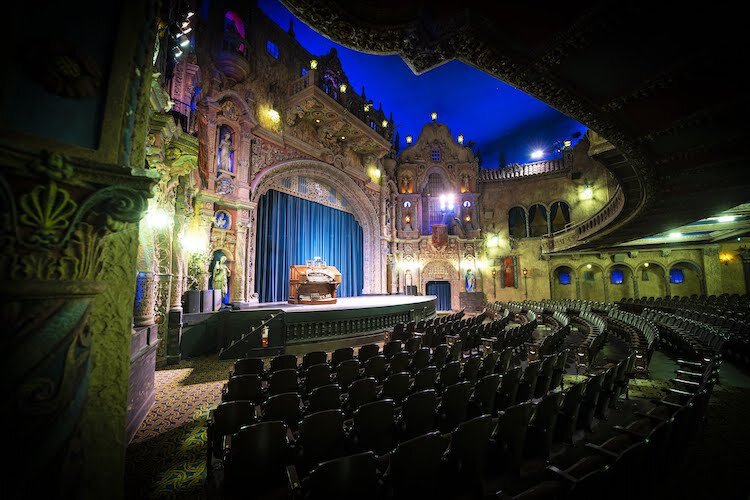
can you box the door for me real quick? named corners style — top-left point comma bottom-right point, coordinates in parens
top-left (426, 281), bottom-right (452, 311)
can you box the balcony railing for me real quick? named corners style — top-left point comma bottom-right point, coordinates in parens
top-left (542, 185), bottom-right (625, 253)
top-left (479, 157), bottom-right (568, 182)
top-left (288, 69), bottom-right (392, 142)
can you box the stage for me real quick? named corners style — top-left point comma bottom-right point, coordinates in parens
top-left (179, 295), bottom-right (438, 359)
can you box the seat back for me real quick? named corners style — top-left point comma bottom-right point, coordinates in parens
top-left (357, 343), bottom-right (379, 364)
top-left (388, 351), bottom-right (411, 374)
top-left (268, 368), bottom-right (298, 396)
top-left (364, 355), bottom-right (387, 381)
top-left (306, 451), bottom-right (380, 499)
top-left (298, 409), bottom-right (347, 468)
top-left (556, 382), bottom-right (584, 442)
top-left (475, 373), bottom-right (501, 415)
top-left (494, 401), bottom-right (533, 473)
top-left (479, 351), bottom-right (500, 377)
top-left (517, 360), bottom-right (541, 402)
top-left (405, 336), bottom-right (422, 354)
top-left (528, 391), bottom-right (562, 459)
top-left (383, 340), bottom-right (404, 360)
top-left (209, 401), bottom-right (256, 459)
top-left (225, 374), bottom-right (263, 403)
top-left (261, 392), bottom-right (302, 429)
top-left (440, 361), bottom-right (461, 389)
top-left (335, 359), bottom-right (361, 390)
top-left (232, 357), bottom-right (264, 377)
top-left (270, 354), bottom-right (297, 372)
top-left (411, 348), bottom-right (431, 373)
top-left (331, 347), bottom-right (354, 368)
top-left (440, 381), bottom-right (472, 431)
top-left (301, 351), bottom-right (327, 370)
top-left (224, 421), bottom-right (289, 492)
top-left (353, 399), bottom-right (396, 455)
top-left (497, 366), bottom-right (522, 411)
top-left (382, 372), bottom-right (411, 403)
top-left (308, 384), bottom-right (341, 413)
top-left (347, 377), bottom-right (378, 412)
top-left (414, 366), bottom-right (438, 391)
top-left (304, 363), bottom-right (331, 393)
top-left (448, 414), bottom-right (493, 476)
top-left (432, 344), bottom-right (449, 369)
top-left (463, 356), bottom-right (482, 385)
top-left (401, 389), bottom-right (437, 438)
top-left (390, 432), bottom-right (448, 495)
top-left (534, 355), bottom-right (557, 398)
top-left (498, 348), bottom-right (514, 373)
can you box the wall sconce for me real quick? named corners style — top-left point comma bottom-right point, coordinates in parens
top-left (579, 185), bottom-right (594, 201)
top-left (563, 140), bottom-right (572, 148)
top-left (491, 268), bottom-right (497, 278)
top-left (310, 59), bottom-right (318, 69)
top-left (368, 167), bottom-right (382, 183)
top-left (465, 215), bottom-right (471, 222)
top-left (339, 83), bottom-right (347, 93)
top-left (267, 108), bottom-right (280, 123)
top-left (431, 112), bottom-right (438, 121)
top-left (406, 135), bottom-right (413, 144)
top-left (457, 134), bottom-right (464, 144)
top-left (643, 262), bottom-right (650, 268)
top-left (586, 263), bottom-right (592, 269)
top-left (404, 215), bottom-right (411, 223)
top-left (522, 268), bottom-right (528, 277)
top-left (719, 252), bottom-right (734, 265)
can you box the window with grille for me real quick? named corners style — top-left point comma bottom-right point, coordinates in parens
top-left (431, 147), bottom-right (441, 161)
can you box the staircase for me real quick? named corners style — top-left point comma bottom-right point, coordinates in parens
top-left (218, 311), bottom-right (285, 360)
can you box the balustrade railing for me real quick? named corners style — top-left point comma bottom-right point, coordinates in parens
top-left (479, 157), bottom-right (568, 181)
top-left (542, 186), bottom-right (625, 253)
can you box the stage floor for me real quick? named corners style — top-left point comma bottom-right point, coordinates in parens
top-left (239, 294), bottom-right (436, 313)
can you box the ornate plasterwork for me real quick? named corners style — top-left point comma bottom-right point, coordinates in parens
top-left (266, 175), bottom-right (353, 214)
top-left (250, 159), bottom-right (383, 294)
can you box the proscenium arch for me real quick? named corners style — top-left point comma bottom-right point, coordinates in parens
top-left (249, 159), bottom-right (382, 295)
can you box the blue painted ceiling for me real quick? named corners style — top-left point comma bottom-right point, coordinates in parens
top-left (260, 0), bottom-right (587, 167)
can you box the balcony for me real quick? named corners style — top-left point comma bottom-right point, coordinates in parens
top-left (287, 69), bottom-right (392, 157)
top-left (479, 157), bottom-right (569, 182)
top-left (215, 32), bottom-right (250, 82)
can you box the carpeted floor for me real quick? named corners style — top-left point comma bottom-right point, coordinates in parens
top-left (125, 348), bottom-right (750, 499)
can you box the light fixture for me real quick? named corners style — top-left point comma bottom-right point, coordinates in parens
top-left (364, 103), bottom-right (371, 112)
top-left (530, 149), bottom-right (544, 160)
top-left (717, 215), bottom-right (736, 222)
top-left (431, 112), bottom-right (437, 121)
top-left (173, 46), bottom-right (183, 58)
top-left (310, 59), bottom-right (318, 69)
top-left (644, 262), bottom-right (650, 268)
top-left (180, 225), bottom-right (206, 254)
top-left (522, 268), bottom-right (528, 277)
top-left (563, 140), bottom-right (572, 148)
top-left (586, 264), bottom-right (592, 269)
top-left (382, 119), bottom-right (388, 128)
top-left (719, 252), bottom-right (734, 265)
top-left (267, 108), bottom-right (280, 123)
top-left (465, 215), bottom-right (471, 222)
top-left (341, 136), bottom-right (346, 140)
top-left (457, 134), bottom-right (464, 144)
top-left (339, 83), bottom-right (347, 93)
top-left (668, 232), bottom-right (683, 239)
top-left (145, 205), bottom-right (172, 228)
top-left (178, 34), bottom-right (190, 47)
top-left (369, 167), bottom-right (381, 182)
top-left (487, 234), bottom-right (499, 248)
top-left (315, 119), bottom-right (320, 123)
top-left (404, 201), bottom-right (411, 208)
top-left (404, 215), bottom-right (411, 223)
top-left (187, 11), bottom-right (194, 18)
top-left (181, 27), bottom-right (192, 35)
top-left (579, 186), bottom-right (594, 201)
top-left (463, 200), bottom-right (471, 208)
top-left (406, 135), bottom-right (413, 144)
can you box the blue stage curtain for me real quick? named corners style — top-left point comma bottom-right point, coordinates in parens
top-left (255, 189), bottom-right (364, 302)
top-left (426, 281), bottom-right (452, 311)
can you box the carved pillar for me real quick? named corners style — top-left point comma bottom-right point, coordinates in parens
top-left (632, 273), bottom-right (639, 300)
top-left (133, 271), bottom-right (158, 326)
top-left (702, 244), bottom-right (721, 295)
top-left (232, 210), bottom-right (250, 303)
top-left (0, 149), bottom-right (151, 498)
top-left (575, 275), bottom-right (581, 299)
top-left (246, 202), bottom-right (259, 302)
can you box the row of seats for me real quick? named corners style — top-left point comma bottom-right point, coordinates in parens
top-left (642, 308), bottom-right (726, 356)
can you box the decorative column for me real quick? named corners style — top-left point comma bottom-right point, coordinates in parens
top-left (133, 271), bottom-right (158, 326)
top-left (232, 210), bottom-right (250, 303)
top-left (0, 149), bottom-right (151, 498)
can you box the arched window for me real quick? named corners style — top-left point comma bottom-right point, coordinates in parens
top-left (670, 268), bottom-right (685, 284)
top-left (549, 201), bottom-right (571, 232)
top-left (431, 147), bottom-right (441, 161)
top-left (508, 207), bottom-right (528, 238)
top-left (528, 204), bottom-right (548, 237)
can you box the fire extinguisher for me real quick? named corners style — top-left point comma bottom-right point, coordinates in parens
top-left (261, 325), bottom-right (269, 348)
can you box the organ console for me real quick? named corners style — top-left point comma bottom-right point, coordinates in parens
top-left (288, 264), bottom-right (342, 304)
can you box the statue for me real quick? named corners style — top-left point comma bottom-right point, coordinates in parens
top-left (212, 255), bottom-right (230, 299)
top-left (218, 128), bottom-right (233, 173)
top-left (465, 269), bottom-right (476, 292)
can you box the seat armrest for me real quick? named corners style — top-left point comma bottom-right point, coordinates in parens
top-left (671, 378), bottom-right (700, 386)
top-left (584, 443), bottom-right (618, 458)
top-left (667, 387), bottom-right (694, 396)
top-left (677, 359), bottom-right (703, 367)
top-left (613, 424), bottom-right (648, 438)
top-left (676, 369), bottom-right (703, 378)
top-left (634, 411), bottom-right (668, 422)
top-left (286, 464), bottom-right (302, 496)
top-left (546, 465), bottom-right (579, 483)
top-left (651, 399), bottom-right (683, 409)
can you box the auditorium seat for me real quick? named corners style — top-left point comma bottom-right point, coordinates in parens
top-left (307, 384), bottom-right (342, 413)
top-left (345, 377), bottom-right (378, 415)
top-left (534, 354), bottom-right (557, 398)
top-left (556, 382), bottom-right (585, 444)
top-left (497, 348), bottom-right (514, 374)
top-left (383, 340), bottom-right (404, 360)
top-left (496, 366), bottom-right (522, 411)
top-left (206, 401), bottom-right (256, 471)
top-left (296, 409), bottom-right (348, 475)
top-left (299, 451), bottom-right (382, 499)
top-left (525, 391), bottom-right (561, 461)
top-left (399, 389), bottom-right (438, 439)
top-left (334, 359), bottom-right (361, 390)
top-left (439, 361), bottom-right (461, 391)
top-left (221, 374), bottom-right (263, 404)
top-left (470, 374), bottom-right (499, 418)
top-left (351, 399), bottom-right (397, 455)
top-left (413, 366), bottom-right (438, 391)
top-left (431, 344), bottom-right (449, 369)
top-left (229, 357), bottom-right (264, 378)
top-left (357, 343), bottom-right (380, 364)
top-left (478, 351), bottom-right (500, 378)
top-left (546, 454), bottom-right (612, 499)
top-left (405, 336), bottom-right (422, 355)
top-left (517, 360), bottom-right (541, 402)
top-left (595, 366), bottom-right (617, 419)
top-left (262, 392), bottom-right (303, 430)
top-left (363, 355), bottom-right (387, 382)
top-left (301, 363), bottom-right (331, 395)
top-left (410, 348), bottom-right (431, 374)
top-left (438, 381), bottom-right (472, 432)
top-left (223, 420), bottom-right (291, 498)
top-left (387, 431), bottom-right (449, 498)
top-left (462, 356), bottom-right (482, 385)
top-left (331, 347), bottom-right (354, 369)
top-left (577, 374), bottom-right (603, 432)
top-left (446, 414), bottom-right (494, 484)
top-left (492, 401), bottom-right (533, 477)
top-left (388, 351), bottom-right (411, 375)
top-left (270, 354), bottom-right (298, 373)
top-left (382, 372), bottom-right (412, 403)
top-left (301, 351), bottom-right (328, 372)
top-left (268, 368), bottom-right (299, 396)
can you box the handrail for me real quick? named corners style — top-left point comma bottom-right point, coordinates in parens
top-left (479, 158), bottom-right (568, 181)
top-left (542, 185), bottom-right (624, 253)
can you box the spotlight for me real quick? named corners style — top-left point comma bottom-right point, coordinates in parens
top-left (530, 149), bottom-right (544, 160)
top-left (644, 262), bottom-right (650, 268)
top-left (586, 264), bottom-right (592, 269)
top-left (579, 186), bottom-right (594, 200)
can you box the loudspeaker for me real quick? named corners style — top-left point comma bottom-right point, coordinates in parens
top-left (185, 290), bottom-right (201, 314)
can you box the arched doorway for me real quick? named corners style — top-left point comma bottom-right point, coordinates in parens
top-left (669, 260), bottom-right (704, 297)
top-left (426, 281), bottom-right (452, 311)
top-left (551, 265), bottom-right (576, 300)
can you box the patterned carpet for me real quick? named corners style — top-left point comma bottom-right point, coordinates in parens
top-left (125, 353), bottom-right (750, 499)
